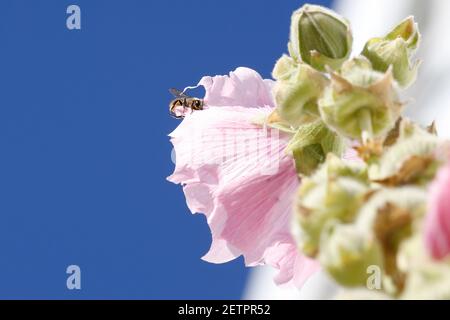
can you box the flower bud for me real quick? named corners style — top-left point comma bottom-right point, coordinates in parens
top-left (286, 120), bottom-right (345, 175)
top-left (355, 187), bottom-right (427, 293)
top-left (368, 119), bottom-right (441, 185)
top-left (362, 17), bottom-right (421, 88)
top-left (272, 56), bottom-right (329, 127)
top-left (295, 154), bottom-right (369, 256)
top-left (319, 58), bottom-right (403, 141)
top-left (289, 4), bottom-right (353, 71)
top-left (319, 223), bottom-right (384, 287)
top-left (385, 16), bottom-right (420, 50)
top-left (399, 235), bottom-right (450, 299)
top-left (356, 187), bottom-right (426, 236)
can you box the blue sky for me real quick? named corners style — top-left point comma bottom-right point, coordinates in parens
top-left (0, 0), bottom-right (331, 299)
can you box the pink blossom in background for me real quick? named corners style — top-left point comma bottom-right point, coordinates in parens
top-left (167, 67), bottom-right (319, 287)
top-left (424, 161), bottom-right (450, 260)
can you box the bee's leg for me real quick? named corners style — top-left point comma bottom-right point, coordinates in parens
top-left (169, 104), bottom-right (176, 117)
top-left (169, 101), bottom-right (178, 117)
top-left (182, 98), bottom-right (188, 115)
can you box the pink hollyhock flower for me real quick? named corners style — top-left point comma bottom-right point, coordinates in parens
top-left (167, 67), bottom-right (319, 287)
top-left (424, 161), bottom-right (450, 260)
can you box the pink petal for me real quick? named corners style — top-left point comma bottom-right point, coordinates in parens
top-left (168, 67), bottom-right (319, 286)
top-left (198, 67), bottom-right (275, 108)
top-left (264, 242), bottom-right (318, 287)
top-left (424, 162), bottom-right (450, 260)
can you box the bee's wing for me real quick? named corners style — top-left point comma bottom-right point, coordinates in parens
top-left (169, 88), bottom-right (188, 97)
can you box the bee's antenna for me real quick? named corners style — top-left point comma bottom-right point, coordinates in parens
top-left (182, 84), bottom-right (201, 95)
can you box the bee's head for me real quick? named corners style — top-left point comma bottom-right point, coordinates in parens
top-left (193, 99), bottom-right (202, 108)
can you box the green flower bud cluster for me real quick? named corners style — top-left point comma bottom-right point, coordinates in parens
top-left (271, 4), bottom-right (450, 298)
top-left (271, 4), bottom-right (421, 177)
top-left (295, 147), bottom-right (433, 290)
top-left (295, 154), bottom-right (369, 256)
top-left (293, 119), bottom-right (445, 294)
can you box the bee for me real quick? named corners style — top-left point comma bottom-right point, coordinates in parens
top-left (169, 88), bottom-right (204, 119)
